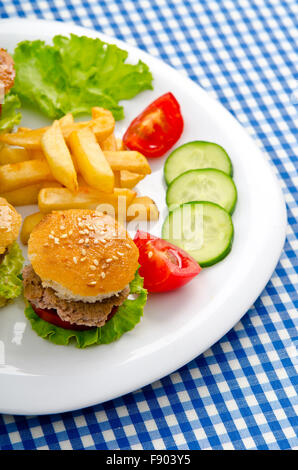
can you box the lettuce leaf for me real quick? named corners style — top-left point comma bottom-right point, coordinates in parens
top-left (0, 92), bottom-right (21, 134)
top-left (0, 242), bottom-right (24, 307)
top-left (24, 271), bottom-right (147, 348)
top-left (13, 34), bottom-right (153, 121)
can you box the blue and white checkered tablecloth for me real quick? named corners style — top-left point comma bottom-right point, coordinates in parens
top-left (0, 0), bottom-right (297, 450)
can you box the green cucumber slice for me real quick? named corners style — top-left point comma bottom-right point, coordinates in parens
top-left (164, 141), bottom-right (233, 185)
top-left (162, 201), bottom-right (234, 267)
top-left (166, 169), bottom-right (237, 213)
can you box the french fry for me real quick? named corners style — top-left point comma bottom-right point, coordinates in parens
top-left (0, 181), bottom-right (62, 206)
top-left (41, 120), bottom-right (78, 192)
top-left (0, 112), bottom-right (114, 149)
top-left (78, 185), bottom-right (136, 208)
top-left (100, 132), bottom-right (117, 151)
top-left (38, 187), bottom-right (136, 213)
top-left (21, 212), bottom-right (45, 245)
top-left (89, 108), bottom-right (115, 143)
top-left (104, 151), bottom-right (151, 175)
top-left (119, 170), bottom-right (145, 189)
top-left (113, 169), bottom-right (145, 189)
top-left (68, 127), bottom-right (114, 192)
top-left (0, 145), bottom-right (31, 165)
top-left (116, 138), bottom-right (125, 151)
top-left (0, 128), bottom-right (46, 149)
top-left (61, 115), bottom-right (115, 144)
top-left (127, 196), bottom-right (159, 222)
top-left (54, 108), bottom-right (115, 145)
top-left (0, 159), bottom-right (54, 193)
top-left (17, 127), bottom-right (32, 132)
top-left (28, 149), bottom-right (45, 160)
top-left (113, 171), bottom-right (121, 187)
top-left (59, 113), bottom-right (74, 127)
top-left (91, 107), bottom-right (107, 119)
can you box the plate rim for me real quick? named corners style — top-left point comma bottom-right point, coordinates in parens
top-left (0, 18), bottom-right (287, 415)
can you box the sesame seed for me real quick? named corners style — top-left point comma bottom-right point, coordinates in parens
top-left (93, 259), bottom-right (99, 266)
top-left (49, 234), bottom-right (54, 239)
top-left (94, 239), bottom-right (99, 244)
top-left (87, 281), bottom-right (97, 286)
top-left (101, 239), bottom-right (107, 244)
top-left (43, 243), bottom-right (49, 247)
top-left (78, 239), bottom-right (84, 244)
top-left (80, 257), bottom-right (86, 262)
top-left (78, 222), bottom-right (83, 227)
top-left (73, 257), bottom-right (77, 264)
top-left (84, 229), bottom-right (89, 235)
top-left (90, 265), bottom-right (96, 271)
top-left (101, 272), bottom-right (106, 279)
top-left (60, 225), bottom-right (65, 230)
top-left (77, 217), bottom-right (82, 222)
top-left (79, 230), bottom-right (85, 235)
top-left (68, 230), bottom-right (73, 235)
top-left (125, 243), bottom-right (131, 248)
top-left (106, 258), bottom-right (113, 263)
top-left (81, 248), bottom-right (86, 256)
top-left (113, 255), bottom-right (118, 260)
top-left (117, 251), bottom-right (124, 256)
top-left (60, 234), bottom-right (67, 239)
top-left (51, 230), bottom-right (55, 235)
top-left (148, 251), bottom-right (153, 258)
top-left (85, 238), bottom-right (89, 244)
top-left (54, 238), bottom-right (60, 244)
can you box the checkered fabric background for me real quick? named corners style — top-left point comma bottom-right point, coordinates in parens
top-left (0, 0), bottom-right (297, 450)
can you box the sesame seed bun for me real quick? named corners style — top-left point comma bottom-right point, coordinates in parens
top-left (0, 197), bottom-right (22, 254)
top-left (28, 209), bottom-right (139, 297)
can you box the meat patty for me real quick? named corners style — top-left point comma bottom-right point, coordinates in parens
top-left (0, 49), bottom-right (15, 94)
top-left (23, 264), bottom-right (130, 328)
top-left (0, 49), bottom-right (15, 116)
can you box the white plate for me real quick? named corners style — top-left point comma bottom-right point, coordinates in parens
top-left (0, 19), bottom-right (286, 415)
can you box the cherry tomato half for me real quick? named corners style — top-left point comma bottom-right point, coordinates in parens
top-left (123, 92), bottom-right (184, 158)
top-left (133, 231), bottom-right (201, 293)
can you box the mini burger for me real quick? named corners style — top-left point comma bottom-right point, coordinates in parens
top-left (0, 197), bottom-right (23, 307)
top-left (23, 209), bottom-right (147, 348)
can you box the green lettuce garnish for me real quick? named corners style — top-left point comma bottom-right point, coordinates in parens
top-left (0, 92), bottom-right (21, 134)
top-left (24, 271), bottom-right (147, 348)
top-left (13, 34), bottom-right (153, 121)
top-left (0, 242), bottom-right (24, 307)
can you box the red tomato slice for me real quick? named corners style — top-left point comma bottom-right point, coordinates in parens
top-left (123, 92), bottom-right (184, 158)
top-left (133, 231), bottom-right (201, 293)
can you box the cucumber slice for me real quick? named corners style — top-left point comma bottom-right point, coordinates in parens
top-left (166, 169), bottom-right (237, 213)
top-left (164, 141), bottom-right (233, 185)
top-left (162, 201), bottom-right (234, 267)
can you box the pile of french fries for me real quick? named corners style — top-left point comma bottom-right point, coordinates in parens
top-left (0, 107), bottom-right (159, 244)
